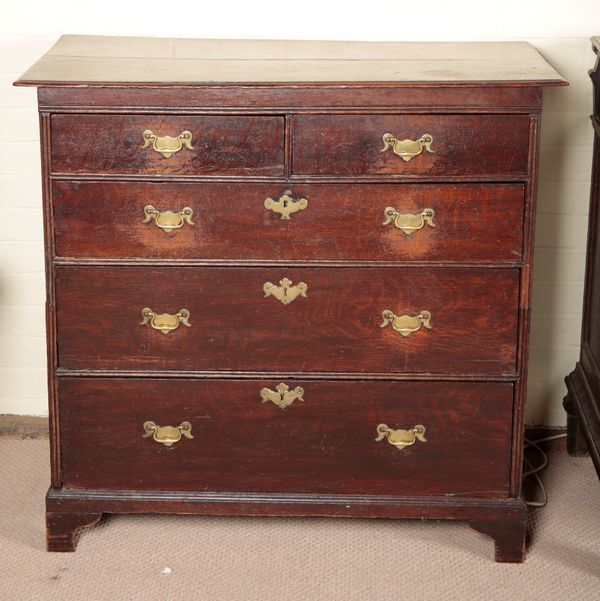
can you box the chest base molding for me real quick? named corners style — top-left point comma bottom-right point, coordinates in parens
top-left (46, 487), bottom-right (527, 562)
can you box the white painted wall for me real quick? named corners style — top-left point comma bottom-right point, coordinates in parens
top-left (0, 0), bottom-right (597, 425)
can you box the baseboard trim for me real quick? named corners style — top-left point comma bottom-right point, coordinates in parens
top-left (524, 426), bottom-right (567, 452)
top-left (0, 414), bottom-right (49, 438)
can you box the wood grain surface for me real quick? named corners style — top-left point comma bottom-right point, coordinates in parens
top-left (292, 114), bottom-right (530, 177)
top-left (15, 36), bottom-right (566, 85)
top-left (37, 85), bottom-right (544, 112)
top-left (50, 114), bottom-right (285, 176)
top-left (52, 181), bottom-right (525, 262)
top-left (54, 266), bottom-right (519, 374)
top-left (58, 377), bottom-right (513, 496)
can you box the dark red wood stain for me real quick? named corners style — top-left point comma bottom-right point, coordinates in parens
top-left (50, 114), bottom-right (285, 176)
top-left (58, 378), bottom-right (513, 496)
top-left (52, 181), bottom-right (525, 262)
top-left (55, 266), bottom-right (519, 374)
top-left (292, 114), bottom-right (530, 176)
top-left (37, 85), bottom-right (544, 111)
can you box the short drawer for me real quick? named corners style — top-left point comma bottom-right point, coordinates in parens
top-left (55, 266), bottom-right (519, 374)
top-left (292, 114), bottom-right (530, 177)
top-left (50, 114), bottom-right (285, 176)
top-left (53, 181), bottom-right (524, 263)
top-left (58, 377), bottom-right (513, 497)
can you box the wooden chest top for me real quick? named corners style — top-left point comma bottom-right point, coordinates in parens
top-left (15, 35), bottom-right (566, 86)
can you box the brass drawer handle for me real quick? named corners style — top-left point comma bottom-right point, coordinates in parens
top-left (141, 129), bottom-right (194, 158)
top-left (263, 278), bottom-right (308, 305)
top-left (380, 310), bottom-right (432, 337)
top-left (376, 424), bottom-right (427, 450)
top-left (261, 383), bottom-right (305, 409)
top-left (143, 205), bottom-right (194, 233)
top-left (381, 133), bottom-right (434, 162)
top-left (140, 307), bottom-right (191, 334)
top-left (264, 191), bottom-right (308, 220)
top-left (143, 421), bottom-right (193, 447)
top-left (383, 207), bottom-right (435, 235)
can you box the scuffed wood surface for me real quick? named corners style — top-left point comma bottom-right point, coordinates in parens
top-left (53, 181), bottom-right (525, 262)
top-left (15, 36), bottom-right (566, 85)
top-left (58, 377), bottom-right (513, 496)
top-left (55, 266), bottom-right (519, 374)
top-left (50, 114), bottom-right (284, 176)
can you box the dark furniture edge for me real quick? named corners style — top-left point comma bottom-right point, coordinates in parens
top-left (563, 37), bottom-right (600, 478)
top-left (564, 363), bottom-right (600, 477)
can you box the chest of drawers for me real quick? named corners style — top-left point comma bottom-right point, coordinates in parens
top-left (16, 36), bottom-right (565, 561)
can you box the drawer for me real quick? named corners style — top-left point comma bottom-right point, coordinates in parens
top-left (53, 181), bottom-right (524, 263)
top-left (55, 266), bottom-right (519, 374)
top-left (58, 377), bottom-right (513, 497)
top-left (50, 114), bottom-right (285, 176)
top-left (292, 114), bottom-right (530, 177)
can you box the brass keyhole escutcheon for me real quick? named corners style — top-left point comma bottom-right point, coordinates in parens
top-left (264, 191), bottom-right (308, 220)
top-left (263, 278), bottom-right (308, 305)
top-left (260, 383), bottom-right (305, 409)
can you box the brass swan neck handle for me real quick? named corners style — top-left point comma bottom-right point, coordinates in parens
top-left (375, 424), bottom-right (427, 450)
top-left (143, 205), bottom-right (194, 233)
top-left (381, 133), bottom-right (434, 162)
top-left (382, 207), bottom-right (435, 235)
top-left (380, 310), bottom-right (432, 337)
top-left (141, 129), bottom-right (194, 159)
top-left (140, 307), bottom-right (191, 334)
top-left (143, 421), bottom-right (194, 447)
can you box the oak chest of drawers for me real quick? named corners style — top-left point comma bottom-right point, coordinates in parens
top-left (16, 36), bottom-right (565, 561)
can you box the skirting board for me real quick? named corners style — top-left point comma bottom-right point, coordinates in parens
top-left (0, 415), bottom-right (49, 438)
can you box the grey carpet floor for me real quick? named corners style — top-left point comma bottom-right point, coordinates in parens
top-left (0, 438), bottom-right (599, 601)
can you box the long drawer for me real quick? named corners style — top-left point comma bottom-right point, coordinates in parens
top-left (58, 377), bottom-right (513, 497)
top-left (50, 114), bottom-right (285, 176)
top-left (55, 266), bottom-right (519, 374)
top-left (53, 181), bottom-right (525, 262)
top-left (292, 114), bottom-right (530, 177)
